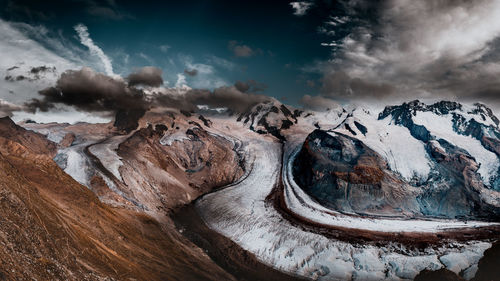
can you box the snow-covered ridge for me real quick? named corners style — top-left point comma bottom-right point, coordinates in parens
top-left (333, 100), bottom-right (500, 187)
top-left (333, 109), bottom-right (432, 182)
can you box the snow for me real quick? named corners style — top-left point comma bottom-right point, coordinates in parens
top-left (413, 111), bottom-right (499, 185)
top-left (159, 130), bottom-right (189, 146)
top-left (196, 131), bottom-right (493, 280)
top-left (334, 109), bottom-right (432, 182)
top-left (461, 104), bottom-right (499, 128)
top-left (57, 144), bottom-right (92, 186)
top-left (88, 135), bottom-right (128, 181)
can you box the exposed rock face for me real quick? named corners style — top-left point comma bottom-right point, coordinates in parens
top-left (237, 99), bottom-right (301, 141)
top-left (0, 118), bottom-right (235, 281)
top-left (293, 129), bottom-right (421, 217)
top-left (113, 108), bottom-right (146, 133)
top-left (59, 132), bottom-right (76, 147)
top-left (472, 241), bottom-right (500, 281)
top-left (115, 120), bottom-right (245, 214)
top-left (293, 129), bottom-right (500, 219)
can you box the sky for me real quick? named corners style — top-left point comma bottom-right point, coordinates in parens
top-left (1, 0), bottom-right (500, 122)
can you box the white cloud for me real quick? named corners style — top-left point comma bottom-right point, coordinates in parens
top-left (206, 55), bottom-right (236, 70)
top-left (0, 19), bottom-right (78, 105)
top-left (175, 73), bottom-right (187, 88)
top-left (290, 2), bottom-right (313, 16)
top-left (159, 44), bottom-right (171, 53)
top-left (177, 54), bottom-right (230, 89)
top-left (74, 23), bottom-right (115, 76)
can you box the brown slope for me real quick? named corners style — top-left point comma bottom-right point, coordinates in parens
top-left (114, 118), bottom-right (244, 215)
top-left (0, 116), bottom-right (57, 156)
top-left (0, 118), bottom-right (235, 281)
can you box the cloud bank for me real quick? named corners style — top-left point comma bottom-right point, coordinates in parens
top-left (27, 67), bottom-right (270, 116)
top-left (309, 0), bottom-right (500, 107)
top-left (127, 66), bottom-right (163, 87)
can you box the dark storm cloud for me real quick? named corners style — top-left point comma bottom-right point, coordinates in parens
top-left (84, 0), bottom-right (134, 20)
top-left (126, 66), bottom-right (163, 87)
top-left (234, 80), bottom-right (267, 93)
top-left (26, 67), bottom-right (146, 114)
top-left (26, 67), bottom-right (270, 115)
top-left (228, 40), bottom-right (254, 57)
top-left (307, 0), bottom-right (500, 105)
top-left (299, 94), bottom-right (341, 111)
top-left (7, 66), bottom-right (19, 71)
top-left (30, 65), bottom-right (56, 74)
top-left (320, 71), bottom-right (395, 100)
top-left (154, 86), bottom-right (270, 112)
top-left (183, 68), bottom-right (198, 77)
top-left (5, 75), bottom-right (27, 82)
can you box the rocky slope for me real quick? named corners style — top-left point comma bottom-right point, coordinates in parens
top-left (236, 99), bottom-right (303, 141)
top-left (0, 116), bottom-right (237, 281)
top-left (1, 99), bottom-right (499, 281)
top-left (293, 129), bottom-right (421, 217)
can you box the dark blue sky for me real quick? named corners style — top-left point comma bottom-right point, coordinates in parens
top-left (1, 0), bottom-right (348, 105)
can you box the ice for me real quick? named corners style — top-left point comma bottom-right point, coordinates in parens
top-left (159, 130), bottom-right (189, 146)
top-left (88, 135), bottom-right (128, 181)
top-left (59, 145), bottom-right (91, 186)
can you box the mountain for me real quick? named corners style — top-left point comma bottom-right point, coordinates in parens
top-left (236, 99), bottom-right (303, 141)
top-left (0, 117), bottom-right (236, 281)
top-left (293, 100), bottom-right (500, 220)
top-left (1, 99), bottom-right (499, 281)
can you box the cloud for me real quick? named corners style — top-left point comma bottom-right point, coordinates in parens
top-left (290, 2), bottom-right (313, 16)
top-left (175, 73), bottom-right (187, 88)
top-left (86, 6), bottom-right (132, 20)
top-left (228, 40), bottom-right (254, 57)
top-left (184, 68), bottom-right (198, 76)
top-left (74, 23), bottom-right (114, 76)
top-left (153, 85), bottom-right (270, 113)
top-left (0, 99), bottom-right (23, 117)
top-left (26, 67), bottom-right (145, 114)
top-left (159, 45), bottom-right (171, 53)
top-left (234, 80), bottom-right (267, 93)
top-left (178, 54), bottom-right (230, 89)
top-left (320, 71), bottom-right (395, 100)
top-left (205, 55), bottom-right (236, 70)
top-left (306, 0), bottom-right (500, 106)
top-left (0, 19), bottom-right (77, 105)
top-left (299, 95), bottom-right (341, 111)
top-left (127, 66), bottom-right (163, 87)
top-left (24, 67), bottom-right (270, 118)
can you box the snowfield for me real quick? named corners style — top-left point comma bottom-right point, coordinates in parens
top-left (335, 109), bottom-right (433, 182)
top-left (196, 131), bottom-right (493, 280)
top-left (413, 111), bottom-right (499, 185)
